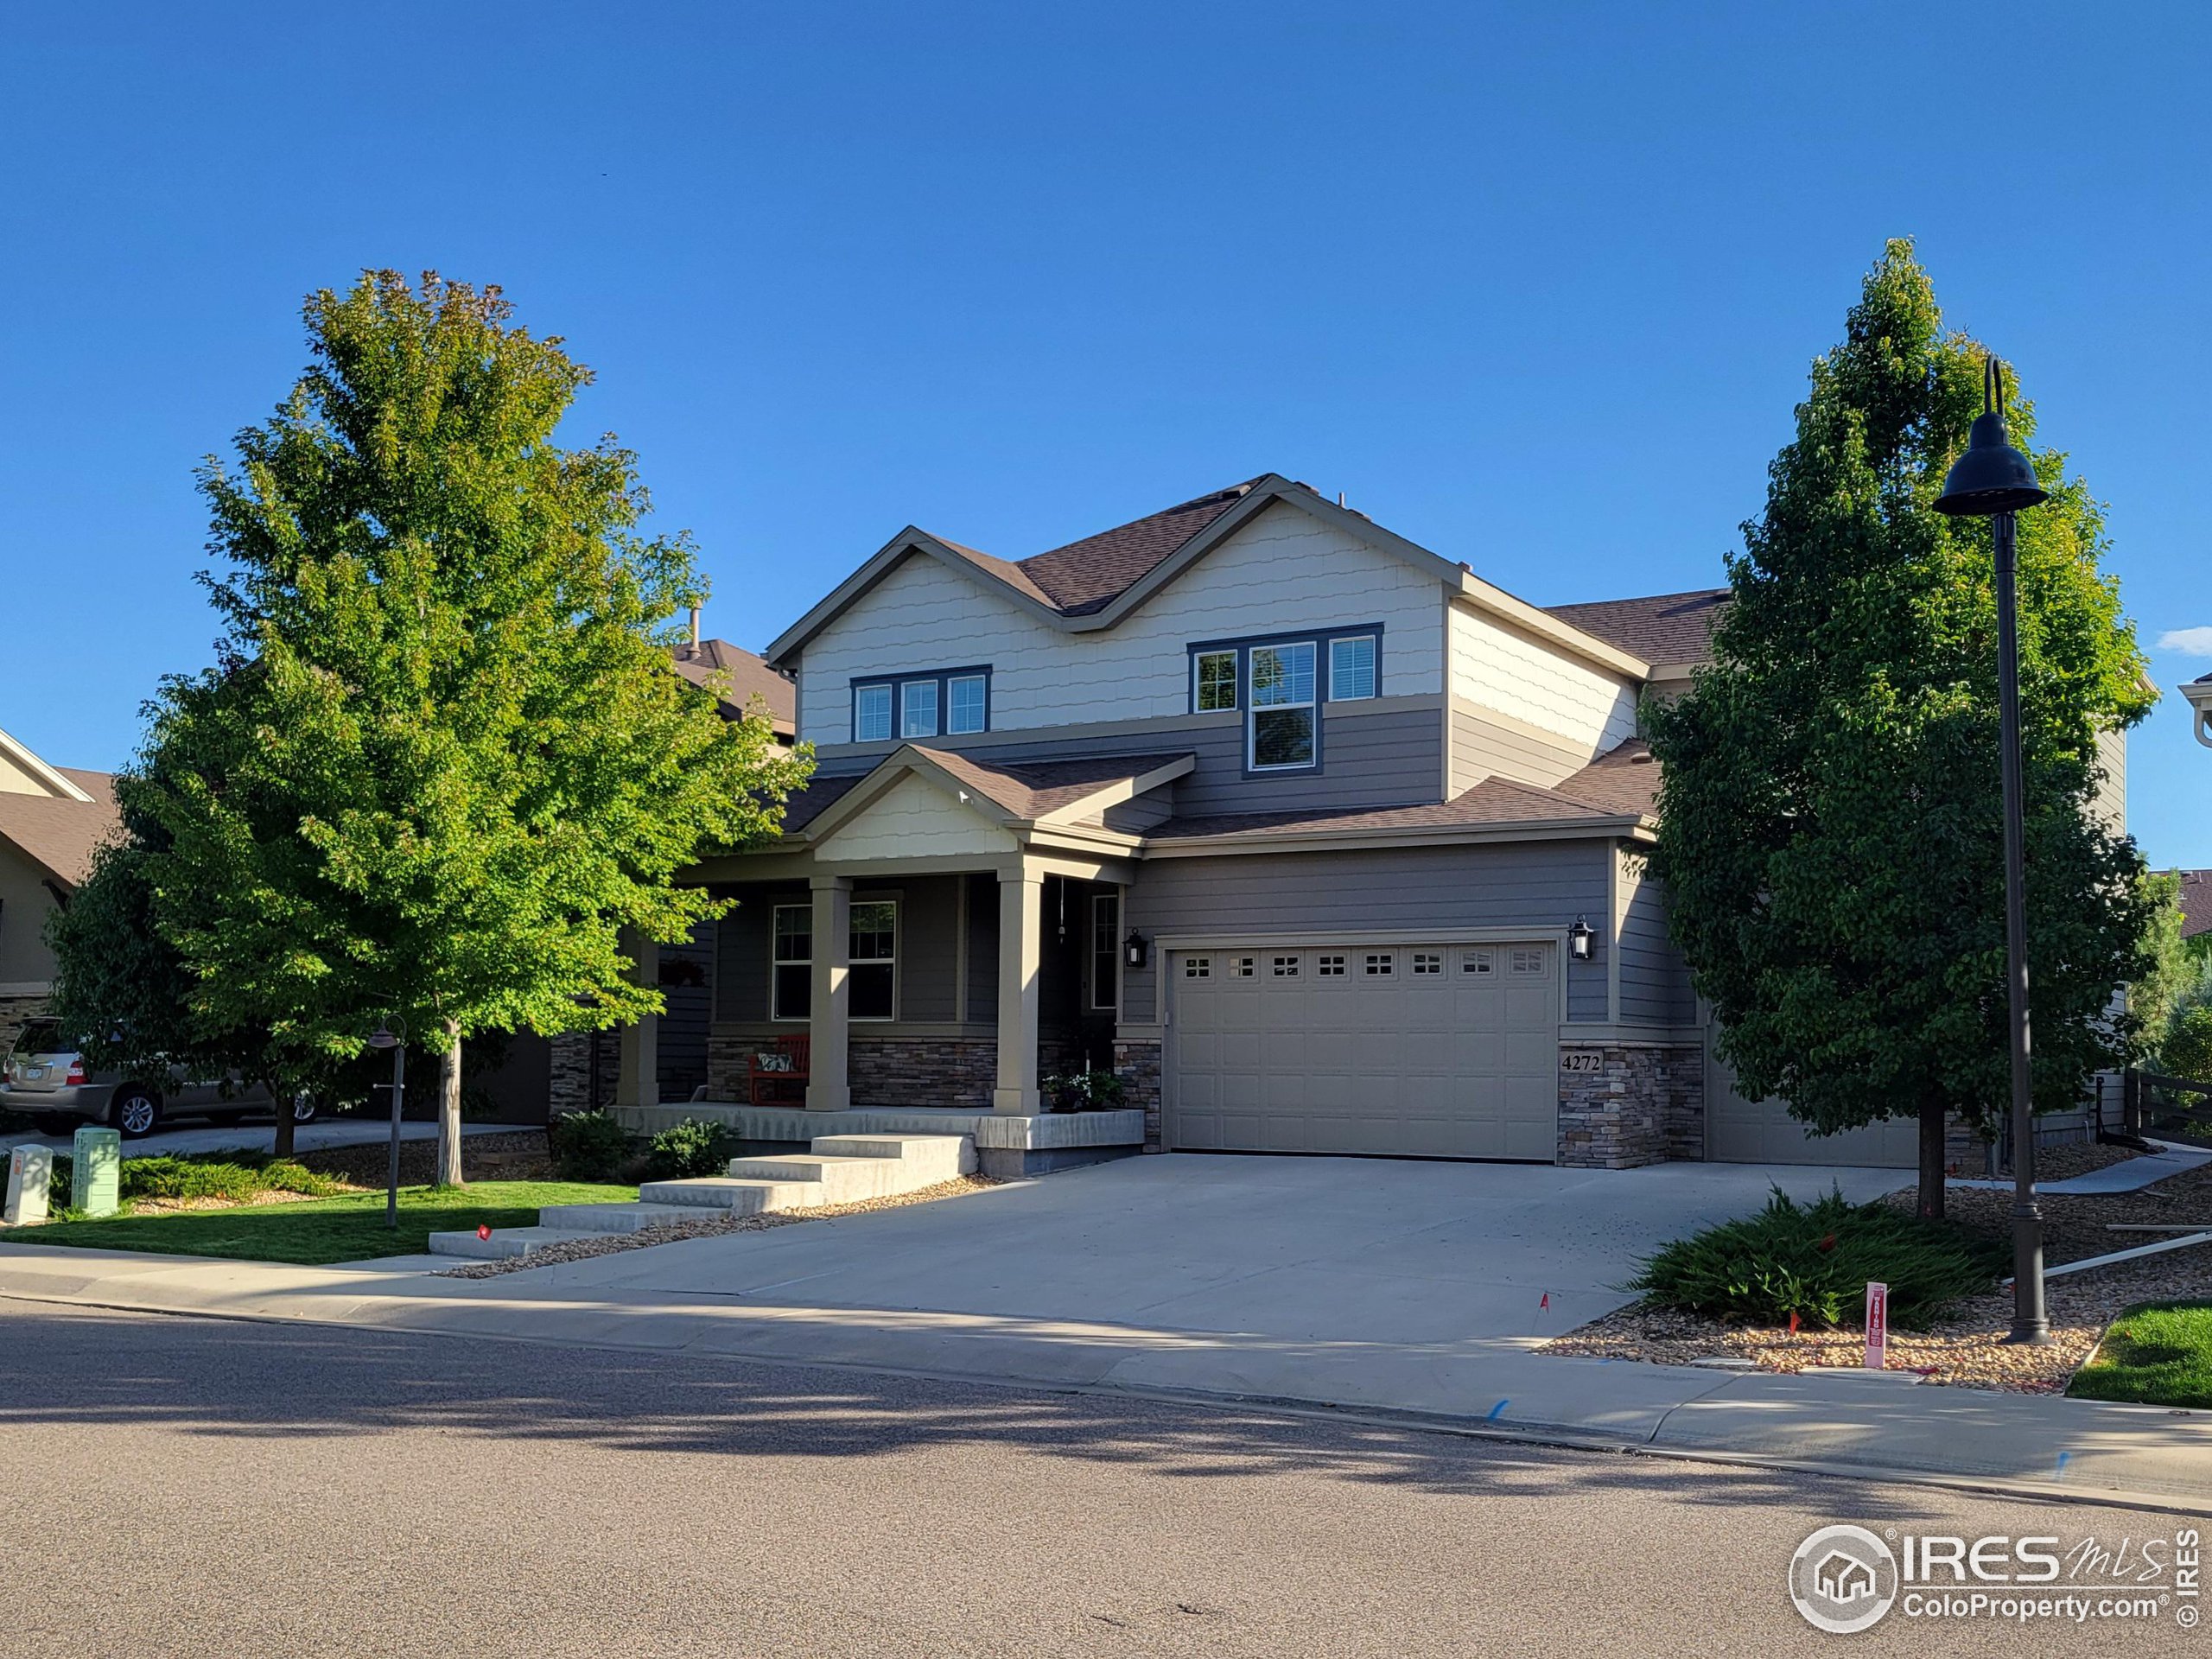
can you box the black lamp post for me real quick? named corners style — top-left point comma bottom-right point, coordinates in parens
top-left (367, 1017), bottom-right (407, 1231)
top-left (1934, 356), bottom-right (2050, 1345)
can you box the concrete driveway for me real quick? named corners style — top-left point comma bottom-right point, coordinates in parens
top-left (535, 1153), bottom-right (1907, 1347)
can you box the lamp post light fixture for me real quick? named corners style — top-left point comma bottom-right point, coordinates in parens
top-left (1934, 355), bottom-right (2051, 1346)
top-left (366, 1016), bottom-right (408, 1230)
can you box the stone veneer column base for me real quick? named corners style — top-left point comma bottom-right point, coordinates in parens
top-left (1557, 1042), bottom-right (1706, 1169)
top-left (1112, 1039), bottom-right (1163, 1151)
top-left (549, 1030), bottom-right (620, 1116)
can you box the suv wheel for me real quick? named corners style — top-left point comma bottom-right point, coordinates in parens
top-left (289, 1093), bottom-right (318, 1125)
top-left (110, 1086), bottom-right (162, 1138)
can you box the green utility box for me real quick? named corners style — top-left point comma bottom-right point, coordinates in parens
top-left (3, 1144), bottom-right (53, 1226)
top-left (73, 1126), bottom-right (122, 1217)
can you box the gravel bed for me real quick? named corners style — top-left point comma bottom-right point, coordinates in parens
top-left (437, 1174), bottom-right (1006, 1279)
top-left (127, 1189), bottom-right (332, 1214)
top-left (1541, 1153), bottom-right (2212, 1395)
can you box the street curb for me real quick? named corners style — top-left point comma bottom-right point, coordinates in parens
top-left (7, 1284), bottom-right (2205, 1518)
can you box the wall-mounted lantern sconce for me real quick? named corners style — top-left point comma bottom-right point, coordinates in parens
top-left (1567, 918), bottom-right (1596, 963)
top-left (1123, 929), bottom-right (1149, 969)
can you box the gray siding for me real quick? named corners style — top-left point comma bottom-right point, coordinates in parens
top-left (1122, 840), bottom-right (1612, 1024)
top-left (812, 698), bottom-right (1445, 818)
top-left (1617, 856), bottom-right (1693, 1026)
top-left (0, 842), bottom-right (62, 987)
top-left (1449, 698), bottom-right (1596, 793)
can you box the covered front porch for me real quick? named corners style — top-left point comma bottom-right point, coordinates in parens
top-left (592, 746), bottom-right (1187, 1166)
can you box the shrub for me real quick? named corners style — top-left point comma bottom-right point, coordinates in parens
top-left (1630, 1185), bottom-right (2004, 1331)
top-left (646, 1117), bottom-right (741, 1179)
top-left (2162, 1005), bottom-right (2212, 1085)
top-left (118, 1155), bottom-right (340, 1204)
top-left (546, 1109), bottom-right (634, 1181)
top-left (1040, 1067), bottom-right (1128, 1111)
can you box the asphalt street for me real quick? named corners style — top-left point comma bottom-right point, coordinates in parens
top-left (0, 1299), bottom-right (2192, 1658)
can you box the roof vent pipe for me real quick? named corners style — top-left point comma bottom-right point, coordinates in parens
top-left (689, 605), bottom-right (702, 656)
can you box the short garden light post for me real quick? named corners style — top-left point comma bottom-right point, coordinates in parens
top-left (367, 1017), bottom-right (407, 1230)
top-left (1934, 355), bottom-right (2051, 1345)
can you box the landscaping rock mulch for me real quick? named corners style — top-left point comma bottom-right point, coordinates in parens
top-left (436, 1173), bottom-right (1006, 1279)
top-left (292, 1128), bottom-right (550, 1188)
top-left (1541, 1154), bottom-right (2212, 1395)
top-left (126, 1189), bottom-right (331, 1214)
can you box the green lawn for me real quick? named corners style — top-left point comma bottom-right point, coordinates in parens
top-left (0, 1182), bottom-right (634, 1266)
top-left (2069, 1301), bottom-right (2212, 1409)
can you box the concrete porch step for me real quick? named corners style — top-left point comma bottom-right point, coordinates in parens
top-left (810, 1134), bottom-right (976, 1184)
top-left (636, 1177), bottom-right (814, 1213)
top-left (721, 1153), bottom-right (926, 1204)
top-left (537, 1202), bottom-right (725, 1234)
top-left (425, 1225), bottom-right (601, 1260)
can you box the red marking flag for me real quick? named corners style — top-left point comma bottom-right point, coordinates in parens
top-left (476, 1224), bottom-right (492, 1241)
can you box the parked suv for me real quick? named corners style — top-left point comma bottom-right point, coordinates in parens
top-left (0, 1020), bottom-right (317, 1138)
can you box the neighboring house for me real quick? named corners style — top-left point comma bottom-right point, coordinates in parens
top-left (572, 472), bottom-right (2106, 1170)
top-left (2186, 672), bottom-right (2212, 749)
top-left (671, 611), bottom-right (799, 741)
top-left (0, 727), bottom-right (119, 1051)
top-left (2175, 869), bottom-right (2212, 949)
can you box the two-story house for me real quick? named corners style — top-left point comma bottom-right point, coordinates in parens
top-left (599, 474), bottom-right (1979, 1171)
top-left (0, 726), bottom-right (119, 1052)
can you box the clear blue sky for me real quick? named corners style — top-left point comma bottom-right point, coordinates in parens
top-left (4, 3), bottom-right (2206, 864)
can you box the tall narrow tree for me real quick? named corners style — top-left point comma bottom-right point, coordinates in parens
top-left (1647, 241), bottom-right (2157, 1218)
top-left (130, 271), bottom-right (810, 1181)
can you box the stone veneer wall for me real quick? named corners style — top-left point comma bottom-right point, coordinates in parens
top-left (851, 1038), bottom-right (995, 1109)
top-left (548, 1030), bottom-right (620, 1116)
top-left (0, 992), bottom-right (51, 1057)
top-left (1556, 1043), bottom-right (1705, 1169)
top-left (1112, 1039), bottom-right (1163, 1150)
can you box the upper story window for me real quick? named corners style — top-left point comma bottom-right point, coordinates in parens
top-left (1249, 642), bottom-right (1317, 770)
top-left (1193, 651), bottom-right (1239, 711)
top-left (1189, 626), bottom-right (1380, 775)
top-left (1330, 634), bottom-right (1377, 700)
top-left (851, 667), bottom-right (991, 744)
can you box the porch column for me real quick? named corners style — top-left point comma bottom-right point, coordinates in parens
top-left (993, 860), bottom-right (1044, 1115)
top-left (615, 933), bottom-right (659, 1110)
top-left (806, 874), bottom-right (852, 1111)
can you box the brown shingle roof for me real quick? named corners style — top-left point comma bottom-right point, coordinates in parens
top-left (1011, 481), bottom-right (1267, 615)
top-left (1148, 766), bottom-right (1646, 844)
top-left (909, 748), bottom-right (1192, 820)
top-left (0, 769), bottom-right (119, 889)
top-left (1550, 739), bottom-right (1662, 816)
top-left (671, 639), bottom-right (796, 736)
top-left (2175, 869), bottom-right (2212, 940)
top-left (1545, 588), bottom-right (1730, 667)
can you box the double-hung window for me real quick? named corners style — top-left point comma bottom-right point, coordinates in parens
top-left (772, 900), bottom-right (896, 1020)
top-left (1249, 641), bottom-right (1318, 770)
top-left (852, 669), bottom-right (990, 743)
top-left (771, 906), bottom-right (812, 1020)
top-left (850, 900), bottom-right (897, 1020)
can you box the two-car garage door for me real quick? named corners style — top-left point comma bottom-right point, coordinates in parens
top-left (1166, 941), bottom-right (1560, 1160)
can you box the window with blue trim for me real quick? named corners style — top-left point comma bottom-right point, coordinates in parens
top-left (855, 683), bottom-right (893, 742)
top-left (1186, 627), bottom-right (1380, 774)
top-left (850, 668), bottom-right (991, 743)
top-left (1330, 634), bottom-right (1377, 700)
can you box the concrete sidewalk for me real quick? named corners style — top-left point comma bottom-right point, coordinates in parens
top-left (3, 1237), bottom-right (2206, 1510)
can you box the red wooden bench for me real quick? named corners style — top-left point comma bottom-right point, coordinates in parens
top-left (748, 1035), bottom-right (810, 1106)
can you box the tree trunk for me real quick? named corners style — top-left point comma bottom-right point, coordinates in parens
top-left (1915, 1098), bottom-right (1946, 1222)
top-left (271, 1083), bottom-right (297, 1160)
top-left (435, 1023), bottom-right (465, 1187)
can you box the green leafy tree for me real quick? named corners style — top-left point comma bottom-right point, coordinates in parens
top-left (1647, 241), bottom-right (2158, 1219)
top-left (128, 270), bottom-right (809, 1181)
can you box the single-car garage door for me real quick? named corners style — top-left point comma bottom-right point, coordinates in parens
top-left (1166, 942), bottom-right (1560, 1160)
